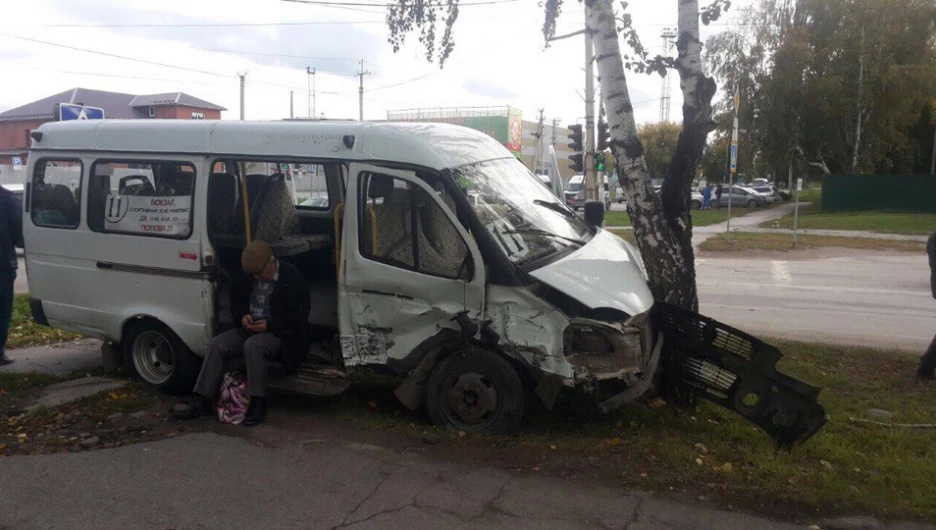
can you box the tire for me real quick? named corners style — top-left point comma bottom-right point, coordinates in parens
top-left (425, 349), bottom-right (525, 435)
top-left (690, 200), bottom-right (701, 210)
top-left (123, 320), bottom-right (200, 395)
top-left (747, 199), bottom-right (758, 208)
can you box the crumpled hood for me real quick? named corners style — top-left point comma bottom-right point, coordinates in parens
top-left (529, 229), bottom-right (654, 316)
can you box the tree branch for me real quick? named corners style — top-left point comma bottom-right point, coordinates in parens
top-left (547, 28), bottom-right (585, 42)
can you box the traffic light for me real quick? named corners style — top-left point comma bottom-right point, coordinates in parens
top-left (595, 152), bottom-right (605, 172)
top-left (567, 124), bottom-right (583, 152)
top-left (597, 119), bottom-right (610, 151)
top-left (569, 153), bottom-right (584, 173)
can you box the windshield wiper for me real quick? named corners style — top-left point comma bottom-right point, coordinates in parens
top-left (502, 228), bottom-right (586, 246)
top-left (532, 199), bottom-right (576, 219)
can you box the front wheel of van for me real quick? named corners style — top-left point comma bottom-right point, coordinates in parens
top-left (123, 321), bottom-right (199, 395)
top-left (425, 349), bottom-right (525, 435)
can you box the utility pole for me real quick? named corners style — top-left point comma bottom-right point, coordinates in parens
top-left (658, 28), bottom-right (677, 123)
top-left (532, 108), bottom-right (545, 172)
top-left (584, 4), bottom-right (596, 201)
top-left (306, 67), bottom-right (316, 119)
top-left (289, 90), bottom-right (294, 119)
top-left (238, 72), bottom-right (246, 120)
top-left (356, 59), bottom-right (371, 121)
top-left (552, 118), bottom-right (556, 149)
top-left (852, 24), bottom-right (865, 172)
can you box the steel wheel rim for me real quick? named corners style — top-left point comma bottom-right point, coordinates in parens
top-left (441, 370), bottom-right (501, 431)
top-left (132, 330), bottom-right (174, 385)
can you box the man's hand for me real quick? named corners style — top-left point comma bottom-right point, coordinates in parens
top-left (247, 319), bottom-right (268, 333)
top-left (241, 314), bottom-right (254, 329)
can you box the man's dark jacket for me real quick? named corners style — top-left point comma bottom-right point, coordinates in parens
top-left (0, 186), bottom-right (24, 270)
top-left (231, 260), bottom-right (311, 373)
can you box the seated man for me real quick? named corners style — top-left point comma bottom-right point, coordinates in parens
top-left (174, 240), bottom-right (310, 426)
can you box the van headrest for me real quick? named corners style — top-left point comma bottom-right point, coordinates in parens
top-left (368, 174), bottom-right (396, 199)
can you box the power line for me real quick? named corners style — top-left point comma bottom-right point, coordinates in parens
top-left (283, 0), bottom-right (517, 6)
top-left (187, 46), bottom-right (359, 68)
top-left (0, 32), bottom-right (310, 92)
top-left (3, 19), bottom-right (385, 28)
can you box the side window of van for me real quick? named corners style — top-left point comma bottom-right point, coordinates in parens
top-left (30, 159), bottom-right (83, 229)
top-left (87, 161), bottom-right (196, 239)
top-left (359, 173), bottom-right (471, 280)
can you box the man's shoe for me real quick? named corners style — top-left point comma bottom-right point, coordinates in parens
top-left (0, 354), bottom-right (13, 367)
top-left (917, 364), bottom-right (936, 381)
top-left (242, 397), bottom-right (267, 427)
top-left (172, 394), bottom-right (211, 420)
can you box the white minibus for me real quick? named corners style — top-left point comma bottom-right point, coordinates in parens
top-left (24, 120), bottom-right (824, 444)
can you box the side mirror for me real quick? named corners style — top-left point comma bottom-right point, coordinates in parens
top-left (583, 200), bottom-right (605, 228)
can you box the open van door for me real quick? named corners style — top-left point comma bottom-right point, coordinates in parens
top-left (338, 164), bottom-right (486, 371)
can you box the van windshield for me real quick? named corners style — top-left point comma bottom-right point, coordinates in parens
top-left (566, 181), bottom-right (584, 192)
top-left (453, 158), bottom-right (592, 266)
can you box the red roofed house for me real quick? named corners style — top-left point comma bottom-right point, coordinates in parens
top-left (0, 87), bottom-right (226, 164)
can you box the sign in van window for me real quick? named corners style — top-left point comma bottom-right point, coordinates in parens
top-left (88, 161), bottom-right (195, 239)
top-left (104, 194), bottom-right (193, 236)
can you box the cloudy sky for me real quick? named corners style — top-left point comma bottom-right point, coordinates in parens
top-left (0, 0), bottom-right (739, 126)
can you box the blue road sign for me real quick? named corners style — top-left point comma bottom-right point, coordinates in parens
top-left (56, 103), bottom-right (105, 121)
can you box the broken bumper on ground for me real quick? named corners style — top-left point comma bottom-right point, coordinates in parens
top-left (654, 302), bottom-right (828, 448)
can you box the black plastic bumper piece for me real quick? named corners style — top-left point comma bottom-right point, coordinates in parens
top-left (654, 302), bottom-right (828, 448)
top-left (29, 298), bottom-right (49, 327)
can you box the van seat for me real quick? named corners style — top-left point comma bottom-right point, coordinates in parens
top-left (252, 174), bottom-right (332, 256)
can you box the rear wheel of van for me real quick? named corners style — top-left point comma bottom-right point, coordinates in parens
top-left (123, 320), bottom-right (199, 395)
top-left (425, 349), bottom-right (525, 435)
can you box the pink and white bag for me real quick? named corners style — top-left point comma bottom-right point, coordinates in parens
top-left (216, 372), bottom-right (251, 424)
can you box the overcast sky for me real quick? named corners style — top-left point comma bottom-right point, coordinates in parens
top-left (0, 0), bottom-right (740, 126)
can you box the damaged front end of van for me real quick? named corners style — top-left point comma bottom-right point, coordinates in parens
top-left (486, 229), bottom-right (827, 448)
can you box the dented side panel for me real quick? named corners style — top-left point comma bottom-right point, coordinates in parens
top-left (486, 285), bottom-right (574, 381)
top-left (339, 163), bottom-right (486, 368)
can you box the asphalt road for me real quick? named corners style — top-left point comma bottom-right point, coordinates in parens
top-left (0, 431), bottom-right (834, 530)
top-left (697, 253), bottom-right (933, 351)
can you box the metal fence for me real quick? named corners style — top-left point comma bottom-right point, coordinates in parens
top-left (821, 174), bottom-right (936, 212)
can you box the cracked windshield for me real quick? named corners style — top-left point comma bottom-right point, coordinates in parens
top-left (454, 158), bottom-right (591, 266)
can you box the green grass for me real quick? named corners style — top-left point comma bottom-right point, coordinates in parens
top-left (699, 232), bottom-right (925, 253)
top-left (608, 228), bottom-right (638, 245)
top-left (6, 294), bottom-right (81, 349)
top-left (323, 341), bottom-right (936, 523)
top-left (605, 206), bottom-right (767, 228)
top-left (763, 202), bottom-right (936, 236)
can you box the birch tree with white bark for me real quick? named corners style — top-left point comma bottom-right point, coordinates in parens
top-left (387, 0), bottom-right (727, 311)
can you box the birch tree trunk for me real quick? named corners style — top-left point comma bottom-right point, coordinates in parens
top-left (587, 0), bottom-right (716, 311)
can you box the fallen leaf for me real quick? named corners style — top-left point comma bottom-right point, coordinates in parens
top-left (694, 443), bottom-right (708, 454)
top-left (549, 445), bottom-right (557, 450)
top-left (457, 430), bottom-right (467, 438)
top-left (820, 460), bottom-right (833, 471)
top-left (721, 462), bottom-right (733, 473)
top-left (608, 437), bottom-right (621, 447)
top-left (367, 401), bottom-right (377, 409)
top-left (695, 458), bottom-right (703, 466)
top-left (639, 472), bottom-right (648, 478)
top-left (648, 398), bottom-right (667, 409)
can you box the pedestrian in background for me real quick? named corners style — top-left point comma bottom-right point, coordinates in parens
top-left (917, 229), bottom-right (936, 380)
top-left (0, 169), bottom-right (24, 366)
top-left (715, 183), bottom-right (723, 207)
top-left (701, 182), bottom-right (712, 210)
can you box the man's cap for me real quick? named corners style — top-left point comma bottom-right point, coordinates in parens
top-left (241, 240), bottom-right (273, 274)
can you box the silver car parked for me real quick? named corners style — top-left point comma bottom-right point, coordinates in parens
top-left (713, 185), bottom-right (767, 208)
